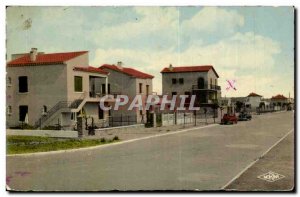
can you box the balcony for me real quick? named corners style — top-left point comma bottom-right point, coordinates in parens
top-left (89, 91), bottom-right (121, 99)
top-left (192, 84), bottom-right (221, 91)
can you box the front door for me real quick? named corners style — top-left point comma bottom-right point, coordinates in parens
top-left (19, 105), bottom-right (28, 122)
top-left (198, 77), bottom-right (205, 89)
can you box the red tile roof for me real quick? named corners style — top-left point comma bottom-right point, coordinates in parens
top-left (271, 94), bottom-right (288, 100)
top-left (74, 66), bottom-right (108, 75)
top-left (247, 92), bottom-right (262, 97)
top-left (100, 64), bottom-right (154, 79)
top-left (160, 65), bottom-right (219, 78)
top-left (7, 51), bottom-right (88, 66)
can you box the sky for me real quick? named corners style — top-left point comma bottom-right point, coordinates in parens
top-left (6, 6), bottom-right (294, 98)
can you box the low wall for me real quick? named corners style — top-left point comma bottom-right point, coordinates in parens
top-left (94, 124), bottom-right (144, 134)
top-left (7, 129), bottom-right (78, 138)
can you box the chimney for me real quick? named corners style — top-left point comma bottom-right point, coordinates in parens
top-left (169, 64), bottom-right (173, 71)
top-left (117, 61), bottom-right (123, 70)
top-left (30, 48), bottom-right (38, 61)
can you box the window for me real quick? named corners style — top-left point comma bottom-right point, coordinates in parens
top-left (101, 84), bottom-right (106, 94)
top-left (172, 78), bottom-right (177, 84)
top-left (19, 76), bottom-right (28, 93)
top-left (7, 106), bottom-right (12, 115)
top-left (179, 78), bottom-right (184, 84)
top-left (71, 112), bottom-right (76, 121)
top-left (172, 92), bottom-right (177, 96)
top-left (42, 105), bottom-right (47, 114)
top-left (74, 76), bottom-right (83, 92)
top-left (7, 77), bottom-right (12, 87)
top-left (19, 105), bottom-right (28, 122)
top-left (139, 83), bottom-right (143, 93)
top-left (146, 85), bottom-right (149, 95)
top-left (197, 77), bottom-right (205, 89)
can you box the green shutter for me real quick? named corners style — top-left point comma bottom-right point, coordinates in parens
top-left (74, 76), bottom-right (83, 92)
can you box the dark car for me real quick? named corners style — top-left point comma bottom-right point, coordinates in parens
top-left (221, 114), bottom-right (238, 125)
top-left (238, 112), bottom-right (252, 121)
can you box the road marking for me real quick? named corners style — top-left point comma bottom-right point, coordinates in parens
top-left (221, 128), bottom-right (294, 190)
top-left (257, 171), bottom-right (285, 182)
top-left (7, 124), bottom-right (218, 157)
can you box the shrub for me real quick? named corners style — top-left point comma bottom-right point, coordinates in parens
top-left (112, 136), bottom-right (119, 141)
top-left (42, 125), bottom-right (58, 130)
top-left (145, 122), bottom-right (153, 128)
top-left (10, 124), bottom-right (36, 130)
top-left (100, 138), bottom-right (106, 143)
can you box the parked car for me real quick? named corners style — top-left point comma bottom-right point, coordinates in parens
top-left (238, 112), bottom-right (252, 121)
top-left (221, 114), bottom-right (238, 125)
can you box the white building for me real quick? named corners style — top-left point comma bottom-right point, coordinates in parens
top-left (245, 92), bottom-right (263, 111)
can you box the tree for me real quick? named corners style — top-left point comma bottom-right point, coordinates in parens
top-left (235, 101), bottom-right (244, 112)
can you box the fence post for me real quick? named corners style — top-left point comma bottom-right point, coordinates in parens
top-left (204, 108), bottom-right (207, 125)
top-left (213, 108), bottom-right (216, 123)
top-left (194, 111), bottom-right (196, 126)
top-left (77, 116), bottom-right (83, 138)
top-left (121, 114), bottom-right (123, 126)
top-left (183, 112), bottom-right (186, 128)
top-left (153, 113), bottom-right (156, 127)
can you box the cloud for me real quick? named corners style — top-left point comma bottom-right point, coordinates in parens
top-left (182, 7), bottom-right (244, 34)
top-left (89, 7), bottom-right (179, 49)
top-left (91, 32), bottom-right (282, 98)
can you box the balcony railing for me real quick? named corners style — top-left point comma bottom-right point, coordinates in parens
top-left (192, 84), bottom-right (221, 91)
top-left (89, 91), bottom-right (121, 99)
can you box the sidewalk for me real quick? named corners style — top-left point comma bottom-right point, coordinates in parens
top-left (224, 131), bottom-right (294, 191)
top-left (83, 117), bottom-right (219, 141)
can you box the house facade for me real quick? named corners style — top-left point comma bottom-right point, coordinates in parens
top-left (99, 62), bottom-right (154, 124)
top-left (161, 65), bottom-right (221, 109)
top-left (271, 94), bottom-right (288, 110)
top-left (244, 92), bottom-right (263, 111)
top-left (6, 48), bottom-right (112, 129)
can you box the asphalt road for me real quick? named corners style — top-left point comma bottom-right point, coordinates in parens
top-left (6, 111), bottom-right (294, 191)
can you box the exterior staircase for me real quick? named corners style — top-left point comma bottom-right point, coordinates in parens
top-left (34, 97), bottom-right (85, 128)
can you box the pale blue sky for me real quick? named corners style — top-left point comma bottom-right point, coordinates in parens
top-left (6, 6), bottom-right (294, 97)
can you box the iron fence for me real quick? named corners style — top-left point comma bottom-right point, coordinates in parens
top-left (108, 115), bottom-right (137, 127)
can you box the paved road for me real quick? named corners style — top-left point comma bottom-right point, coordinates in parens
top-left (7, 111), bottom-right (294, 191)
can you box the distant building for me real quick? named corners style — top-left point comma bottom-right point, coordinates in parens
top-left (271, 94), bottom-right (288, 110)
top-left (6, 48), bottom-right (112, 129)
top-left (245, 92), bottom-right (263, 111)
top-left (161, 64), bottom-right (221, 110)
